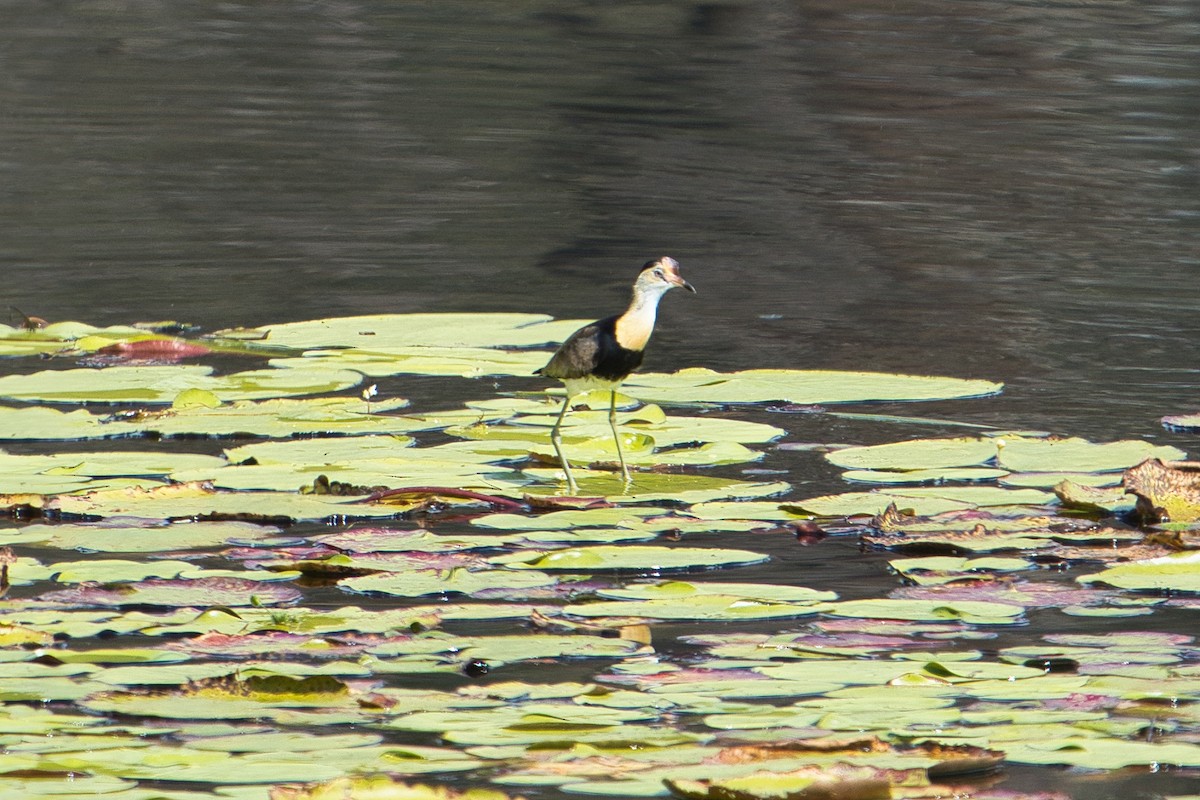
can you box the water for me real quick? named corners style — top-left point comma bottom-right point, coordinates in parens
top-left (2, 1), bottom-right (1199, 797)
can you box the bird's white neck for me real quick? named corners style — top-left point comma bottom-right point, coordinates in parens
top-left (613, 285), bottom-right (669, 351)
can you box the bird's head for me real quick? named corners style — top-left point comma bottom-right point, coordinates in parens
top-left (636, 256), bottom-right (696, 296)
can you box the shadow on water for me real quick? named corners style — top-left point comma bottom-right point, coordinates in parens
top-left (1, 1), bottom-right (1199, 797)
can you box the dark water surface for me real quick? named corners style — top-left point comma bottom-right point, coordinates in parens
top-left (3, 1), bottom-right (1199, 798)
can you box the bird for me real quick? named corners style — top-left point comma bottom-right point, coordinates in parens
top-left (535, 256), bottom-right (695, 494)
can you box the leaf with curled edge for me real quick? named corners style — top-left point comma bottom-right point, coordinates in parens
top-left (1123, 459), bottom-right (1200, 523)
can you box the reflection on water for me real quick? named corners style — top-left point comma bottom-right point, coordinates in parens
top-left (1, 2), bottom-right (1198, 792)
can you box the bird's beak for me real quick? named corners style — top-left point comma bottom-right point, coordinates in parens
top-left (675, 277), bottom-right (696, 293)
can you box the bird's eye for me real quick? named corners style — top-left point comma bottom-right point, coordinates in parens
top-left (652, 269), bottom-right (665, 279)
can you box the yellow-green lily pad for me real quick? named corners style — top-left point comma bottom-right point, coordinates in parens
top-left (494, 545), bottom-right (770, 572)
top-left (827, 437), bottom-right (999, 470)
top-left (622, 369), bottom-right (1003, 406)
top-left (1076, 552), bottom-right (1200, 593)
top-left (233, 313), bottom-right (583, 349)
top-left (0, 365), bottom-right (363, 404)
top-left (995, 436), bottom-right (1187, 473)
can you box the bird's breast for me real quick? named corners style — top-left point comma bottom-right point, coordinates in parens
top-left (613, 306), bottom-right (657, 351)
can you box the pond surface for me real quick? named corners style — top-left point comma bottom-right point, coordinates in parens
top-left (1, 2), bottom-right (1199, 799)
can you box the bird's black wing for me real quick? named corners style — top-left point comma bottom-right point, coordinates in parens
top-left (535, 318), bottom-right (611, 380)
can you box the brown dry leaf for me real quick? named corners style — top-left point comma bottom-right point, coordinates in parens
top-left (1123, 459), bottom-right (1200, 523)
top-left (1144, 528), bottom-right (1200, 550)
top-left (872, 502), bottom-right (917, 532)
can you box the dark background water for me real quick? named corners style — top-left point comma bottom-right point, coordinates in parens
top-left (2, 2), bottom-right (1199, 797)
top-left (3, 0), bottom-right (1198, 441)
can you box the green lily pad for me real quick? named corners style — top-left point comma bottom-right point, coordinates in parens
top-left (522, 472), bottom-right (791, 504)
top-left (621, 369), bottom-right (1003, 406)
top-left (472, 508), bottom-right (665, 531)
top-left (784, 486), bottom-right (1054, 518)
top-left (37, 577), bottom-right (303, 608)
top-left (826, 438), bottom-right (999, 470)
top-left (270, 346), bottom-right (549, 378)
top-left (1162, 412), bottom-right (1200, 432)
top-left (0, 521), bottom-right (280, 554)
top-left (369, 633), bottom-right (645, 664)
top-left (563, 595), bottom-right (827, 621)
top-left (339, 568), bottom-right (559, 598)
top-left (0, 397), bottom-right (418, 441)
top-left (994, 436), bottom-right (1187, 473)
top-left (0, 365), bottom-right (363, 404)
top-left (494, 545), bottom-right (769, 572)
top-left (595, 581), bottom-right (836, 604)
top-left (1077, 552), bottom-right (1200, 593)
top-left (47, 482), bottom-right (408, 522)
top-left (232, 313), bottom-right (583, 349)
top-left (841, 467), bottom-right (1009, 485)
top-left (889, 556), bottom-right (1037, 586)
top-left (820, 599), bottom-right (1025, 624)
top-left (1005, 736), bottom-right (1200, 768)
top-left (1001, 471), bottom-right (1123, 489)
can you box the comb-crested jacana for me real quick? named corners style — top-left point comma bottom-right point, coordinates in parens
top-left (535, 256), bottom-right (695, 493)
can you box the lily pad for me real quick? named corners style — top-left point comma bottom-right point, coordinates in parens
top-left (37, 577), bottom-right (303, 608)
top-left (621, 369), bottom-right (1003, 406)
top-left (231, 313), bottom-right (583, 350)
top-left (827, 438), bottom-right (999, 470)
top-left (0, 365), bottom-right (364, 404)
top-left (47, 482), bottom-right (408, 522)
top-left (270, 346), bottom-right (549, 378)
top-left (0, 521), bottom-right (281, 554)
top-left (1077, 552), bottom-right (1200, 593)
top-left (339, 568), bottom-right (559, 598)
top-left (995, 437), bottom-right (1187, 473)
top-left (595, 581), bottom-right (836, 604)
top-left (563, 595), bottom-right (826, 621)
top-left (494, 545), bottom-right (770, 572)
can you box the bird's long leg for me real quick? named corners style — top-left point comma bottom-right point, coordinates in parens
top-left (609, 389), bottom-right (631, 485)
top-left (550, 395), bottom-right (578, 495)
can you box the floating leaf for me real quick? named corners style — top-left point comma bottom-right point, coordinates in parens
top-left (0, 521), bottom-right (280, 554)
top-left (820, 599), bottom-right (1025, 624)
top-left (1162, 412), bottom-right (1200, 432)
top-left (842, 467), bottom-right (1009, 485)
top-left (47, 482), bottom-right (406, 522)
top-left (595, 581), bottom-right (836, 604)
top-left (37, 577), bottom-right (303, 607)
top-left (1005, 736), bottom-right (1200, 769)
top-left (995, 437), bottom-right (1187, 473)
top-left (495, 545), bottom-right (770, 572)
top-left (340, 569), bottom-right (559, 598)
top-left (271, 346), bottom-right (549, 378)
top-left (827, 438), bottom-right (999, 470)
top-left (622, 369), bottom-right (1003, 406)
top-left (1123, 458), bottom-right (1200, 523)
top-left (564, 595), bottom-right (826, 621)
top-left (0, 365), bottom-right (363, 404)
top-left (231, 312), bottom-right (586, 350)
top-left (1077, 552), bottom-right (1200, 593)
top-left (889, 556), bottom-right (1037, 586)
top-left (785, 486), bottom-right (1054, 518)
